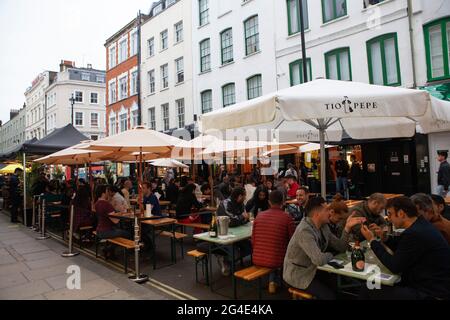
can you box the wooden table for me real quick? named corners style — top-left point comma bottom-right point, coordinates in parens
top-left (381, 194), bottom-right (404, 200)
top-left (345, 200), bottom-right (363, 208)
top-left (194, 223), bottom-right (252, 298)
top-left (445, 196), bottom-right (450, 205)
top-left (159, 200), bottom-right (171, 207)
top-left (318, 245), bottom-right (401, 291)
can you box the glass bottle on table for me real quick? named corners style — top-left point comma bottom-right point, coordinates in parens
top-left (209, 213), bottom-right (218, 238)
top-left (351, 241), bottom-right (366, 272)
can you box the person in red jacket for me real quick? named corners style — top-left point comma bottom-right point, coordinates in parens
top-left (286, 175), bottom-right (300, 199)
top-left (252, 190), bottom-right (296, 294)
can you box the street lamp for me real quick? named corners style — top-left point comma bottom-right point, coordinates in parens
top-left (69, 94), bottom-right (75, 125)
top-left (298, 0), bottom-right (308, 83)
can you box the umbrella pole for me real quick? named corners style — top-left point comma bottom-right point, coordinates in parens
top-left (138, 151), bottom-right (143, 213)
top-left (208, 164), bottom-right (214, 207)
top-left (319, 126), bottom-right (326, 199)
top-left (23, 152), bottom-right (27, 227)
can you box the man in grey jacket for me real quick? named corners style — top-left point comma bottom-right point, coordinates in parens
top-left (283, 196), bottom-right (366, 299)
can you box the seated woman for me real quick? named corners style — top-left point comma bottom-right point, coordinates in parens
top-left (176, 183), bottom-right (203, 233)
top-left (73, 185), bottom-right (95, 232)
top-left (245, 185), bottom-right (270, 219)
top-left (94, 185), bottom-right (130, 240)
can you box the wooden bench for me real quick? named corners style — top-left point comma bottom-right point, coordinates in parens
top-left (106, 237), bottom-right (142, 273)
top-left (160, 231), bottom-right (188, 261)
top-left (234, 266), bottom-right (273, 300)
top-left (187, 250), bottom-right (209, 285)
top-left (288, 287), bottom-right (314, 300)
top-left (176, 222), bottom-right (210, 232)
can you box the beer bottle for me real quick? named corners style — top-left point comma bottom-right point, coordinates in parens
top-left (351, 241), bottom-right (365, 272)
top-left (209, 214), bottom-right (218, 238)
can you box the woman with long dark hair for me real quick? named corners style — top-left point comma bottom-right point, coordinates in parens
top-left (245, 185), bottom-right (270, 218)
top-left (176, 183), bottom-right (203, 233)
top-left (73, 184), bottom-right (95, 231)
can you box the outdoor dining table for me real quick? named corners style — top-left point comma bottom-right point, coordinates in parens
top-left (317, 243), bottom-right (401, 296)
top-left (193, 223), bottom-right (252, 299)
top-left (108, 212), bottom-right (176, 282)
top-left (380, 194), bottom-right (404, 200)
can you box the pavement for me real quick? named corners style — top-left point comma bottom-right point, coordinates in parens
top-left (0, 212), bottom-right (171, 300)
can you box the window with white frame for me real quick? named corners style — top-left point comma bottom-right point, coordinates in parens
top-left (161, 30), bottom-right (168, 50)
top-left (90, 92), bottom-right (99, 104)
top-left (167, 0), bottom-right (176, 6)
top-left (153, 3), bottom-right (163, 15)
top-left (74, 91), bottom-right (83, 103)
top-left (120, 113), bottom-right (128, 132)
top-left (199, 0), bottom-right (209, 26)
top-left (81, 73), bottom-right (90, 81)
top-left (222, 83), bottom-right (236, 107)
top-left (119, 39), bottom-right (128, 63)
top-left (148, 107), bottom-right (156, 130)
top-left (244, 16), bottom-right (260, 56)
top-left (161, 64), bottom-right (169, 89)
top-left (148, 37), bottom-right (155, 57)
top-left (221, 28), bottom-right (234, 64)
top-left (131, 31), bottom-right (138, 56)
top-left (176, 99), bottom-right (185, 128)
top-left (109, 116), bottom-right (117, 135)
top-left (201, 90), bottom-right (212, 114)
top-left (131, 110), bottom-right (139, 128)
top-left (109, 46), bottom-right (117, 69)
top-left (109, 82), bottom-right (117, 104)
top-left (119, 76), bottom-right (128, 99)
top-left (162, 103), bottom-right (170, 131)
top-left (200, 39), bottom-right (211, 72)
top-left (96, 75), bottom-right (105, 83)
top-left (247, 74), bottom-right (262, 100)
top-left (75, 112), bottom-right (83, 126)
top-left (175, 21), bottom-right (183, 43)
top-left (131, 71), bottom-right (138, 95)
top-left (148, 70), bottom-right (155, 93)
top-left (90, 113), bottom-right (99, 127)
top-left (175, 57), bottom-right (184, 83)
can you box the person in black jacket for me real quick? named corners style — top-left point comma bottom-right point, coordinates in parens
top-left (245, 185), bottom-right (269, 219)
top-left (360, 196), bottom-right (450, 300)
top-left (165, 178), bottom-right (180, 206)
top-left (9, 168), bottom-right (22, 223)
top-left (436, 150), bottom-right (450, 197)
top-left (176, 183), bottom-right (203, 222)
top-left (335, 153), bottom-right (350, 199)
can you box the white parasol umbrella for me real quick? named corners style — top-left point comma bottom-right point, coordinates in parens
top-left (149, 158), bottom-right (189, 168)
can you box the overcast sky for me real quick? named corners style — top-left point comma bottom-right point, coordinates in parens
top-left (0, 0), bottom-right (153, 123)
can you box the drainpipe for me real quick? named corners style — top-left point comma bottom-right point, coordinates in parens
top-left (407, 0), bottom-right (417, 88)
top-left (44, 93), bottom-right (48, 136)
top-left (136, 11), bottom-right (143, 126)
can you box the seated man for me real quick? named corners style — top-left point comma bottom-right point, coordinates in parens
top-left (431, 194), bottom-right (450, 221)
top-left (360, 196), bottom-right (450, 300)
top-left (252, 190), bottom-right (296, 294)
top-left (286, 187), bottom-right (309, 222)
top-left (107, 185), bottom-right (128, 213)
top-left (283, 197), bottom-right (365, 300)
top-left (142, 182), bottom-right (161, 216)
top-left (411, 193), bottom-right (450, 244)
top-left (351, 193), bottom-right (387, 241)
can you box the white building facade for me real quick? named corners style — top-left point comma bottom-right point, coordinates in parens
top-left (45, 61), bottom-right (106, 140)
top-left (140, 0), bottom-right (194, 137)
top-left (0, 107), bottom-right (27, 154)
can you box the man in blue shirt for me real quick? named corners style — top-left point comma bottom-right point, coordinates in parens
top-left (142, 182), bottom-right (161, 216)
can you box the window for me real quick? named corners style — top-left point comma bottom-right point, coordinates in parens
top-left (367, 33), bottom-right (401, 86)
top-left (161, 64), bottom-right (169, 89)
top-left (176, 99), bottom-right (185, 128)
top-left (322, 0), bottom-right (346, 23)
top-left (91, 135), bottom-right (99, 141)
top-left (81, 73), bottom-right (90, 81)
top-left (109, 82), bottom-right (117, 104)
top-left (120, 113), bottom-right (128, 132)
top-left (131, 31), bottom-right (138, 56)
top-left (162, 104), bottom-right (170, 131)
top-left (222, 83), bottom-right (236, 107)
top-left (153, 3), bottom-right (163, 15)
top-left (175, 21), bottom-right (183, 43)
top-left (75, 112), bottom-right (83, 126)
top-left (201, 90), bottom-right (212, 114)
top-left (247, 75), bottom-right (262, 100)
top-left (110, 117), bottom-right (117, 135)
top-left (363, 0), bottom-right (385, 9)
top-left (119, 39), bottom-right (128, 63)
top-left (325, 48), bottom-right (352, 81)
top-left (199, 0), bottom-right (209, 26)
top-left (200, 39), bottom-right (211, 72)
top-left (221, 28), bottom-right (234, 64)
top-left (119, 76), bottom-right (128, 99)
top-left (175, 57), bottom-right (184, 84)
top-left (148, 37), bottom-right (155, 57)
top-left (167, 0), bottom-right (176, 5)
top-left (131, 110), bottom-right (139, 128)
top-left (289, 58), bottom-right (312, 85)
top-left (74, 91), bottom-right (83, 103)
top-left (96, 75), bottom-right (105, 83)
top-left (287, 0), bottom-right (309, 35)
top-left (91, 113), bottom-right (99, 127)
top-left (90, 92), bottom-right (99, 104)
top-left (109, 46), bottom-right (116, 69)
top-left (161, 30), bottom-right (168, 50)
top-left (131, 71), bottom-right (138, 95)
top-left (244, 16), bottom-right (260, 56)
top-left (148, 107), bottom-right (156, 130)
top-left (424, 17), bottom-right (450, 81)
top-left (148, 70), bottom-right (156, 93)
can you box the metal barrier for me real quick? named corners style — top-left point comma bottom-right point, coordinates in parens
top-left (129, 215), bottom-right (148, 283)
top-left (62, 204), bottom-right (79, 258)
top-left (36, 199), bottom-right (50, 240)
top-left (31, 195), bottom-right (40, 230)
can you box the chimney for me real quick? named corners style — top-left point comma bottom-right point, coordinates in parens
top-left (60, 60), bottom-right (75, 72)
top-left (87, 63), bottom-right (92, 69)
top-left (10, 109), bottom-right (19, 120)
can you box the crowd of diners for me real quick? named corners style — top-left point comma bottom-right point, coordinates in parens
top-left (20, 162), bottom-right (450, 300)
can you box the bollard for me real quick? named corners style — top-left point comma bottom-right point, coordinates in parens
top-left (129, 214), bottom-right (148, 283)
top-left (62, 205), bottom-right (79, 258)
top-left (36, 199), bottom-right (50, 240)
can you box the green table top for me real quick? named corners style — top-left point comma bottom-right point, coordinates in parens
top-left (317, 245), bottom-right (401, 286)
top-left (193, 223), bottom-right (252, 245)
